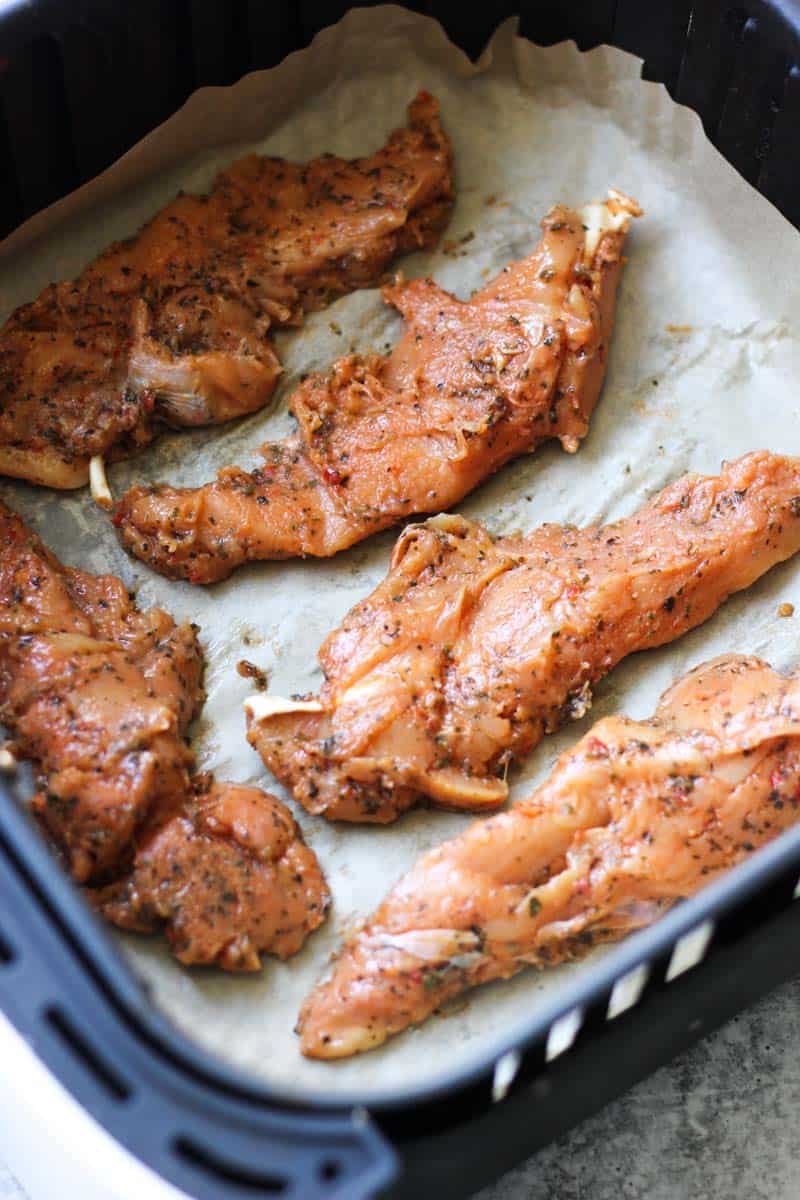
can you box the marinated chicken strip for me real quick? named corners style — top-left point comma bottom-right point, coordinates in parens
top-left (247, 451), bottom-right (800, 822)
top-left (0, 501), bottom-right (203, 881)
top-left (92, 779), bottom-right (329, 970)
top-left (299, 654), bottom-right (800, 1056)
top-left (0, 500), bottom-right (328, 966)
top-left (0, 93), bottom-right (453, 491)
top-left (115, 190), bottom-right (639, 583)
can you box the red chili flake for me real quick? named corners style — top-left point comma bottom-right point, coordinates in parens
top-left (585, 736), bottom-right (608, 757)
top-left (322, 466), bottom-right (343, 486)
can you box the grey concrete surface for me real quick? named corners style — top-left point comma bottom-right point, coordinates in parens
top-left (477, 976), bottom-right (800, 1200)
top-left (2, 979), bottom-right (799, 1198)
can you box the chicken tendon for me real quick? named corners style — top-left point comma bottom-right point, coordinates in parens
top-left (299, 654), bottom-right (800, 1057)
top-left (247, 451), bottom-right (800, 821)
top-left (114, 190), bottom-right (640, 582)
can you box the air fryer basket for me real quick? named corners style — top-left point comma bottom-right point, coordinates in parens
top-left (1, 3), bottom-right (800, 1198)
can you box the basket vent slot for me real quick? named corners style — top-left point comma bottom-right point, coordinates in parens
top-left (606, 962), bottom-right (649, 1019)
top-left (545, 1007), bottom-right (583, 1062)
top-left (45, 1006), bottom-right (131, 1102)
top-left (665, 919), bottom-right (714, 982)
top-left (174, 1136), bottom-right (287, 1193)
top-left (491, 1049), bottom-right (521, 1103)
top-left (317, 1158), bottom-right (343, 1185)
top-left (0, 928), bottom-right (14, 964)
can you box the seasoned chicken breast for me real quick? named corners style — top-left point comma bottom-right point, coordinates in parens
top-left (114, 190), bottom-right (639, 582)
top-left (299, 654), bottom-right (800, 1057)
top-left (0, 93), bottom-right (453, 492)
top-left (0, 500), bottom-right (328, 968)
top-left (247, 451), bottom-right (800, 822)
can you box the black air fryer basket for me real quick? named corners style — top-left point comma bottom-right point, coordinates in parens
top-left (1, 3), bottom-right (800, 1198)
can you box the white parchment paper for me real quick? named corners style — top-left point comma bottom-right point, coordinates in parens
top-left (2, 7), bottom-right (800, 1102)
